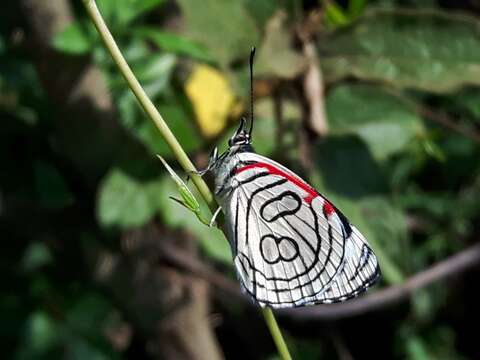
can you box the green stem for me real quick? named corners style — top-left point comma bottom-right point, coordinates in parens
top-left (262, 308), bottom-right (293, 360)
top-left (82, 0), bottom-right (214, 210)
top-left (82, 1), bottom-right (292, 359)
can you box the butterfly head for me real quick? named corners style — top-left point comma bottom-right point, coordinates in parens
top-left (228, 47), bottom-right (256, 149)
top-left (207, 48), bottom-right (256, 170)
top-left (228, 117), bottom-right (251, 147)
top-left (207, 117), bottom-right (252, 170)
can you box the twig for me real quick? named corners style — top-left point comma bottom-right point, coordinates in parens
top-left (297, 9), bottom-right (328, 137)
top-left (282, 242), bottom-right (480, 320)
top-left (158, 241), bottom-right (246, 302)
top-left (82, 0), bottom-right (214, 209)
top-left (159, 242), bottom-right (292, 359)
top-left (159, 240), bottom-right (480, 320)
top-left (417, 106), bottom-right (480, 144)
top-left (300, 35), bottom-right (329, 137)
top-left (82, 1), bottom-right (292, 358)
top-left (381, 86), bottom-right (480, 144)
top-left (263, 309), bottom-right (293, 360)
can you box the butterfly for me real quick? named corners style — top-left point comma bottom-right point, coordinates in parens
top-left (201, 48), bottom-right (381, 309)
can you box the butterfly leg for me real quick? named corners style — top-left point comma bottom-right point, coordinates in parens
top-left (209, 206), bottom-right (222, 227)
top-left (186, 167), bottom-right (210, 179)
top-left (185, 166), bottom-right (211, 186)
top-left (187, 146), bottom-right (219, 181)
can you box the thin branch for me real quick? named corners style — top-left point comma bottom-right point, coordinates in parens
top-left (159, 241), bottom-right (480, 320)
top-left (417, 106), bottom-right (480, 144)
top-left (299, 21), bottom-right (329, 137)
top-left (381, 86), bottom-right (480, 144)
top-left (82, 0), bottom-right (214, 209)
top-left (281, 242), bottom-right (480, 320)
top-left (158, 241), bottom-right (246, 302)
top-left (160, 241), bottom-right (292, 359)
top-left (82, 1), bottom-right (291, 358)
top-left (263, 309), bottom-right (293, 360)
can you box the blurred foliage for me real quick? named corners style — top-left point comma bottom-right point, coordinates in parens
top-left (2, 0), bottom-right (480, 359)
top-left (320, 8), bottom-right (480, 92)
top-left (326, 84), bottom-right (425, 161)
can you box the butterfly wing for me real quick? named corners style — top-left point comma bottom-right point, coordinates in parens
top-left (221, 152), bottom-right (380, 309)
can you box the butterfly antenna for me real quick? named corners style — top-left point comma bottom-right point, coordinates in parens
top-left (248, 46), bottom-right (256, 138)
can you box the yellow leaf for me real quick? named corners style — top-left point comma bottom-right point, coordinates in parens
top-left (185, 65), bottom-right (236, 137)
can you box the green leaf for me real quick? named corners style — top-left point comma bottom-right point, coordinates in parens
top-left (399, 188), bottom-right (454, 218)
top-left (121, 38), bottom-right (151, 63)
top-left (97, 169), bottom-right (155, 228)
top-left (358, 196), bottom-right (408, 270)
top-left (117, 0), bottom-right (165, 25)
top-left (176, 0), bottom-right (259, 66)
top-left (405, 335), bottom-right (431, 360)
top-left (65, 294), bottom-right (112, 336)
top-left (135, 104), bottom-right (203, 156)
top-left (97, 0), bottom-right (165, 27)
top-left (324, 0), bottom-right (349, 27)
top-left (421, 136), bottom-right (446, 162)
top-left (196, 225), bottom-right (233, 264)
top-left (347, 0), bottom-right (367, 18)
top-left (0, 35), bottom-right (5, 54)
top-left (156, 155), bottom-right (211, 225)
top-left (132, 53), bottom-right (177, 98)
top-left (21, 242), bottom-right (53, 272)
top-left (64, 337), bottom-right (110, 360)
top-left (24, 311), bottom-right (61, 353)
top-left (326, 84), bottom-right (424, 160)
top-left (149, 177), bottom-right (232, 263)
top-left (313, 135), bottom-right (387, 199)
top-left (252, 116), bottom-right (278, 156)
top-left (255, 11), bottom-right (307, 79)
top-left (117, 77), bottom-right (202, 157)
top-left (311, 135), bottom-right (405, 283)
top-left (411, 288), bottom-right (437, 322)
top-left (135, 27), bottom-right (213, 62)
top-left (447, 87), bottom-right (480, 120)
top-left (320, 9), bottom-right (480, 93)
top-left (133, 53), bottom-right (176, 84)
top-left (52, 22), bottom-right (92, 55)
top-left (96, 0), bottom-right (117, 25)
top-left (244, 0), bottom-right (280, 29)
top-left (34, 161), bottom-right (74, 209)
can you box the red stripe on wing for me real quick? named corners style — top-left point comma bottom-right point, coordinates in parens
top-left (322, 200), bottom-right (335, 216)
top-left (236, 162), bottom-right (320, 205)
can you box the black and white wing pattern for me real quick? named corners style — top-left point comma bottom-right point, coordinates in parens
top-left (222, 152), bottom-right (380, 309)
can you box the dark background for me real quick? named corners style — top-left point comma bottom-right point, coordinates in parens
top-left (2, 0), bottom-right (480, 359)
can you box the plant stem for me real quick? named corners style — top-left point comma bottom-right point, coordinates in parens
top-left (263, 308), bottom-right (293, 360)
top-left (82, 0), bottom-right (214, 210)
top-left (82, 1), bottom-right (293, 359)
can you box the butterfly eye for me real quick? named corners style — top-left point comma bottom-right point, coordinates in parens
top-left (229, 117), bottom-right (250, 147)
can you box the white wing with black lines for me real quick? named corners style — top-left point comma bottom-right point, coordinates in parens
top-left (221, 152), bottom-right (380, 308)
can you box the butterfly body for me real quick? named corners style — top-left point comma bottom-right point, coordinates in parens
top-left (210, 141), bottom-right (380, 308)
top-left (204, 48), bottom-right (380, 309)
